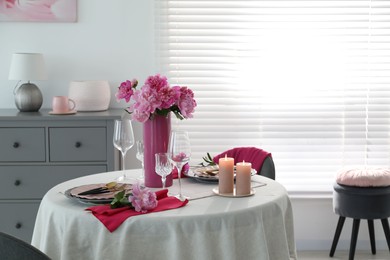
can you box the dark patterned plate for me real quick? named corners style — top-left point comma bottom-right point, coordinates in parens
top-left (64, 183), bottom-right (132, 204)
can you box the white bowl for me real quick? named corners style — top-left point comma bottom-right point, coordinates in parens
top-left (68, 80), bottom-right (111, 111)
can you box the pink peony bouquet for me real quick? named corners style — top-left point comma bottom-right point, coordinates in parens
top-left (116, 74), bottom-right (197, 123)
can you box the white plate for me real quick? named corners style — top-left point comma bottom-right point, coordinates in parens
top-left (212, 187), bottom-right (255, 197)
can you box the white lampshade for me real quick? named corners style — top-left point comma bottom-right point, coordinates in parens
top-left (9, 53), bottom-right (47, 80)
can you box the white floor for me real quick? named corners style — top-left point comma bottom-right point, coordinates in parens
top-left (298, 250), bottom-right (390, 260)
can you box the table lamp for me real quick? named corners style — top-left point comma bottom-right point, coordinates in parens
top-left (9, 53), bottom-right (47, 112)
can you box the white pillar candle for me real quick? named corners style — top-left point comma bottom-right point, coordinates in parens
top-left (236, 161), bottom-right (252, 195)
top-left (218, 155), bottom-right (234, 194)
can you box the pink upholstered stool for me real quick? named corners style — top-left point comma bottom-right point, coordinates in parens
top-left (330, 167), bottom-right (390, 260)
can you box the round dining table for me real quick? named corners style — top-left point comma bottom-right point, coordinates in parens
top-left (31, 169), bottom-right (297, 260)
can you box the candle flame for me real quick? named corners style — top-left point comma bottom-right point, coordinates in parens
top-left (224, 154), bottom-right (227, 160)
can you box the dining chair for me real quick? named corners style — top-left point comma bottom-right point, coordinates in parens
top-left (0, 232), bottom-right (51, 260)
top-left (213, 147), bottom-right (275, 180)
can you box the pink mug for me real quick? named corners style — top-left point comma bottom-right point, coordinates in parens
top-left (52, 96), bottom-right (76, 113)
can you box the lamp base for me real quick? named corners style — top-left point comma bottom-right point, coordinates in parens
top-left (14, 83), bottom-right (43, 112)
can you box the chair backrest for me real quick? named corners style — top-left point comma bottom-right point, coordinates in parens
top-left (213, 147), bottom-right (276, 180)
top-left (258, 156), bottom-right (275, 180)
top-left (0, 232), bottom-right (51, 260)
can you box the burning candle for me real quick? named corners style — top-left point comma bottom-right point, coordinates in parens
top-left (218, 155), bottom-right (234, 194)
top-left (236, 161), bottom-right (252, 195)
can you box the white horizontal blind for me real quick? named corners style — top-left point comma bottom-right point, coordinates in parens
top-left (155, 0), bottom-right (390, 196)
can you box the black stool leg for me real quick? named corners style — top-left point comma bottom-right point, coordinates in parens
top-left (367, 219), bottom-right (376, 255)
top-left (330, 216), bottom-right (346, 257)
top-left (349, 219), bottom-right (360, 260)
top-left (381, 218), bottom-right (390, 251)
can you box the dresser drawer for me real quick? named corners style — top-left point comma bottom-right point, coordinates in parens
top-left (49, 127), bottom-right (107, 162)
top-left (0, 202), bottom-right (40, 243)
top-left (0, 128), bottom-right (45, 162)
top-left (0, 165), bottom-right (107, 199)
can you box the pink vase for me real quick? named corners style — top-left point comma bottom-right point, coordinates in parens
top-left (143, 114), bottom-right (173, 188)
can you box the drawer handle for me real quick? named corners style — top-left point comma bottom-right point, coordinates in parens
top-left (14, 180), bottom-right (21, 186)
top-left (75, 142), bottom-right (82, 148)
top-left (15, 222), bottom-right (22, 229)
top-left (13, 142), bottom-right (20, 148)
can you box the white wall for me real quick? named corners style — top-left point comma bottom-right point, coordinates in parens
top-left (0, 0), bottom-right (155, 109)
top-left (0, 0), bottom-right (387, 252)
top-left (0, 0), bottom-right (152, 167)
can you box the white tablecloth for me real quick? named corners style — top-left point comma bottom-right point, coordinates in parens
top-left (32, 170), bottom-right (297, 260)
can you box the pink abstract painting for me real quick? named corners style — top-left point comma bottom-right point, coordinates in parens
top-left (0, 0), bottom-right (77, 22)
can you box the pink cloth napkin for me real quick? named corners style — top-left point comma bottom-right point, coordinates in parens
top-left (86, 189), bottom-right (188, 232)
top-left (213, 147), bottom-right (271, 174)
top-left (172, 163), bottom-right (190, 179)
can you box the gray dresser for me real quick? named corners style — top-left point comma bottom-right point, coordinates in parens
top-left (0, 109), bottom-right (123, 242)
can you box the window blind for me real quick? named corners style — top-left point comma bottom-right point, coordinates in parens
top-left (155, 0), bottom-right (390, 196)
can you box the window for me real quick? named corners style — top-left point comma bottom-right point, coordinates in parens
top-left (155, 0), bottom-right (390, 196)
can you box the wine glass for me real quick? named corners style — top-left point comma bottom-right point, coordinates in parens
top-left (113, 119), bottom-right (135, 181)
top-left (168, 131), bottom-right (191, 200)
top-left (155, 153), bottom-right (172, 189)
top-left (136, 141), bottom-right (144, 181)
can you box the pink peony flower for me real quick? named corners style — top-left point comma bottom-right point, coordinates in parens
top-left (116, 79), bottom-right (138, 102)
top-left (172, 152), bottom-right (189, 162)
top-left (159, 86), bottom-right (177, 109)
top-left (129, 182), bottom-right (158, 213)
top-left (145, 74), bottom-right (169, 91)
top-left (175, 86), bottom-right (197, 118)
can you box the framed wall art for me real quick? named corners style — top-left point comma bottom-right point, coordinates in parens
top-left (0, 0), bottom-right (77, 22)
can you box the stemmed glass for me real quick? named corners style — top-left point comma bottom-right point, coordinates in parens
top-left (168, 131), bottom-right (191, 200)
top-left (113, 119), bottom-right (135, 181)
top-left (155, 153), bottom-right (173, 189)
top-left (136, 141), bottom-right (144, 181)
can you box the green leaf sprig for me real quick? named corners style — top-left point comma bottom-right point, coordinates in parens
top-left (110, 190), bottom-right (131, 209)
top-left (199, 152), bottom-right (216, 167)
